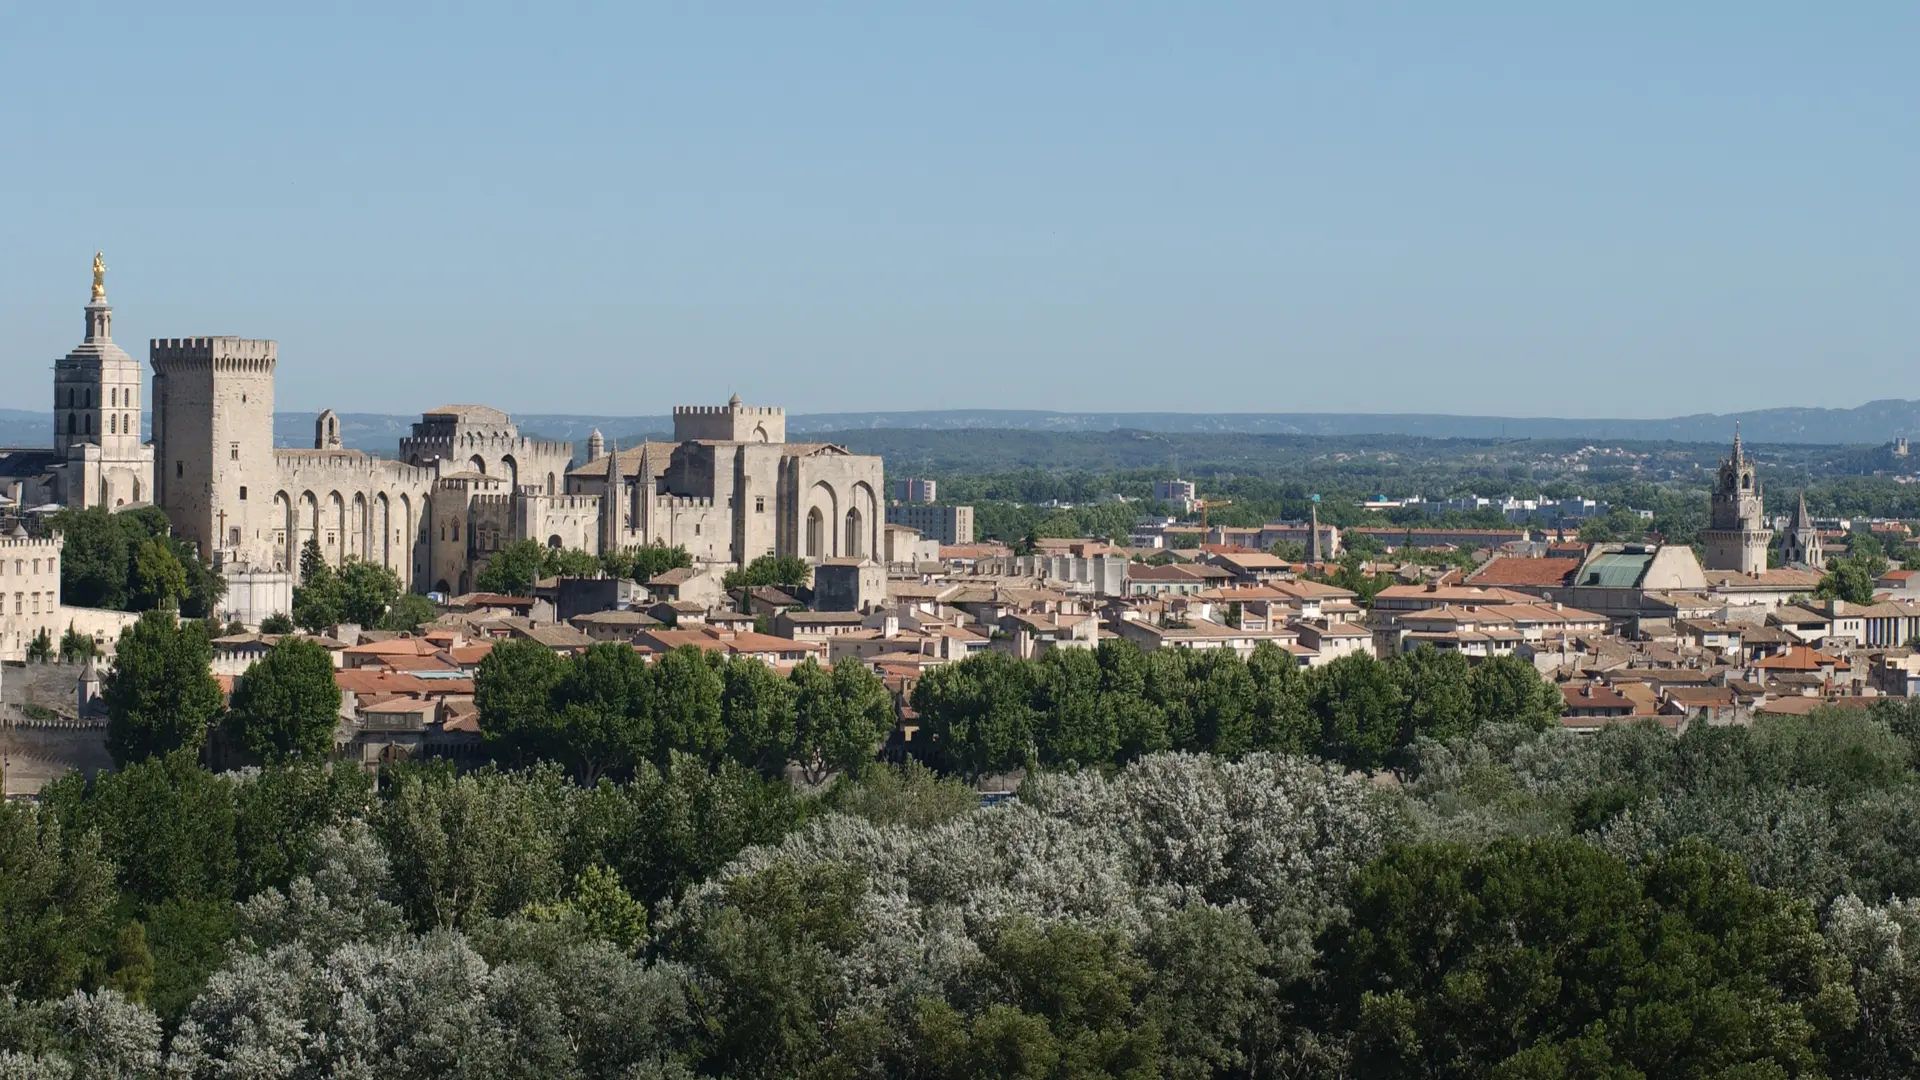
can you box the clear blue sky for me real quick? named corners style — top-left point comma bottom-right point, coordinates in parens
top-left (2, 4), bottom-right (1913, 417)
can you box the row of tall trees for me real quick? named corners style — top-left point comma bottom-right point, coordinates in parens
top-left (911, 642), bottom-right (1562, 778)
top-left (474, 540), bottom-right (694, 595)
top-left (475, 640), bottom-right (894, 784)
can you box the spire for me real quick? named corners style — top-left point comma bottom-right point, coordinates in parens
top-left (1731, 420), bottom-right (1743, 466)
top-left (84, 252), bottom-right (112, 343)
top-left (728, 392), bottom-right (743, 409)
top-left (602, 437), bottom-right (625, 553)
top-left (1792, 491), bottom-right (1813, 530)
top-left (586, 428), bottom-right (604, 462)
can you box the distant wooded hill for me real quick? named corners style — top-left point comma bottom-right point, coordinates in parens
top-left (1, 399), bottom-right (1915, 454)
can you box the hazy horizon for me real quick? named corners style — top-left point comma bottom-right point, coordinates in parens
top-left (4, 5), bottom-right (1913, 417)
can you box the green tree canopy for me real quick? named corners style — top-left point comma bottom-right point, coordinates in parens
top-left (103, 611), bottom-right (224, 767)
top-left (1467, 654), bottom-right (1563, 731)
top-left (473, 637), bottom-right (572, 763)
top-left (41, 750), bottom-right (239, 909)
top-left (475, 539), bottom-right (547, 595)
top-left (0, 801), bottom-right (117, 998)
top-left (723, 555), bottom-right (812, 591)
top-left (57, 623), bottom-right (96, 663)
top-left (1320, 837), bottom-right (1853, 1078)
top-left (228, 637), bottom-right (343, 762)
top-left (605, 542), bottom-right (694, 582)
top-left (789, 659), bottom-right (892, 784)
top-left (542, 546), bottom-right (601, 579)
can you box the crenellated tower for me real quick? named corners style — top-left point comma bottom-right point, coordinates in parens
top-left (150, 336), bottom-right (278, 568)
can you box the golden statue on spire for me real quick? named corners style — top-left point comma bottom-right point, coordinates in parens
top-left (91, 252), bottom-right (107, 301)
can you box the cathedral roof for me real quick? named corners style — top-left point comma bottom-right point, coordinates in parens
top-left (567, 443), bottom-right (678, 479)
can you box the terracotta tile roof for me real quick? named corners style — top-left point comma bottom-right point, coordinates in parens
top-left (447, 643), bottom-right (495, 665)
top-left (1468, 557), bottom-right (1582, 588)
top-left (376, 653), bottom-right (462, 673)
top-left (336, 670), bottom-right (435, 696)
top-left (1561, 682), bottom-right (1635, 711)
top-left (344, 636), bottom-right (443, 656)
top-left (1703, 568), bottom-right (1824, 590)
top-left (1755, 645), bottom-right (1850, 672)
top-left (1373, 584), bottom-right (1542, 605)
top-left (1755, 695), bottom-right (1877, 716)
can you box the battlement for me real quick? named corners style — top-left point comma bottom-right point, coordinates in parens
top-left (469, 493), bottom-right (514, 508)
top-left (671, 400), bottom-right (787, 444)
top-left (673, 404), bottom-right (783, 417)
top-left (435, 474), bottom-right (506, 491)
top-left (398, 432), bottom-right (573, 457)
top-left (0, 533), bottom-right (60, 551)
top-left (536, 494), bottom-right (600, 511)
top-left (656, 495), bottom-right (717, 509)
top-left (150, 337), bottom-right (277, 373)
top-left (272, 451), bottom-right (437, 485)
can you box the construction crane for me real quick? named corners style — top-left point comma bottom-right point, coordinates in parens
top-left (1198, 497), bottom-right (1233, 538)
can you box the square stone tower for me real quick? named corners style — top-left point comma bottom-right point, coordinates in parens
top-left (150, 337), bottom-right (278, 568)
top-left (672, 394), bottom-right (786, 443)
top-left (1701, 430), bottom-right (1771, 575)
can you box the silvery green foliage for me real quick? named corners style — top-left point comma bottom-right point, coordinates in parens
top-left (0, 989), bottom-right (162, 1080)
top-left (238, 822), bottom-right (405, 951)
top-left (674, 751), bottom-right (1397, 1002)
top-left (375, 766), bottom-right (572, 930)
top-left (1596, 786), bottom-right (1845, 900)
top-left (0, 1051), bottom-right (72, 1079)
top-left (167, 931), bottom-right (688, 1079)
top-left (51, 990), bottom-right (162, 1080)
top-left (1826, 895), bottom-right (1920, 1077)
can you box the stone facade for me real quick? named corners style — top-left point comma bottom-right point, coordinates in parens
top-left (0, 532), bottom-right (65, 658)
top-left (143, 322), bottom-right (881, 617)
top-left (0, 264), bottom-right (157, 510)
top-left (152, 345), bottom-right (602, 602)
top-left (1702, 431), bottom-right (1771, 575)
top-left (0, 530), bottom-right (139, 661)
top-left (565, 396), bottom-right (884, 571)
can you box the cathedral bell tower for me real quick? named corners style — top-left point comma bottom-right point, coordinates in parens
top-left (1702, 427), bottom-right (1771, 575)
top-left (54, 253), bottom-right (144, 462)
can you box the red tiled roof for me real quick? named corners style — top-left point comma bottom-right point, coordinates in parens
top-left (1469, 557), bottom-right (1581, 588)
top-left (343, 637), bottom-right (441, 656)
top-left (1755, 645), bottom-right (1850, 672)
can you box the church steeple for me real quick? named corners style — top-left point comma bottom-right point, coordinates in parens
top-left (1781, 491), bottom-right (1824, 569)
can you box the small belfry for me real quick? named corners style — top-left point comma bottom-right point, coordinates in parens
top-left (1701, 425), bottom-right (1772, 574)
top-left (1780, 491), bottom-right (1825, 570)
